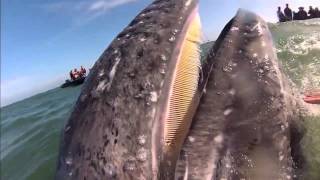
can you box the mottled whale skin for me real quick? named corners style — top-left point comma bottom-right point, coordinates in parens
top-left (175, 10), bottom-right (304, 180)
top-left (55, 0), bottom-right (210, 179)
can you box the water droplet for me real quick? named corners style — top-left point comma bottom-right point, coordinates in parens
top-left (140, 38), bottom-right (146, 42)
top-left (185, 0), bottom-right (192, 6)
top-left (279, 155), bottom-right (284, 161)
top-left (136, 148), bottom-right (147, 162)
top-left (65, 126), bottom-right (71, 132)
top-left (188, 136), bottom-right (195, 143)
top-left (149, 92), bottom-right (158, 103)
top-left (99, 70), bottom-right (105, 77)
top-left (229, 89), bottom-right (236, 96)
top-left (264, 66), bottom-right (270, 71)
top-left (258, 68), bottom-right (264, 74)
top-left (160, 54), bottom-right (167, 61)
top-left (65, 156), bottom-right (73, 165)
top-left (134, 93), bottom-right (143, 99)
top-left (80, 94), bottom-right (87, 102)
top-left (138, 135), bottom-right (146, 145)
top-left (226, 163), bottom-right (231, 168)
top-left (159, 63), bottom-right (166, 74)
top-left (231, 27), bottom-right (239, 31)
top-left (115, 57), bottom-right (121, 62)
top-left (224, 108), bottom-right (233, 116)
top-left (214, 134), bottom-right (223, 144)
top-left (105, 164), bottom-right (117, 178)
top-left (68, 171), bottom-right (73, 176)
top-left (222, 66), bottom-right (232, 72)
top-left (168, 36), bottom-right (175, 42)
top-left (128, 72), bottom-right (135, 77)
top-left (123, 158), bottom-right (136, 171)
top-left (97, 80), bottom-right (108, 92)
top-left (253, 53), bottom-right (258, 58)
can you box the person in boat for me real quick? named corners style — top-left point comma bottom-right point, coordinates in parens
top-left (70, 70), bottom-right (75, 81)
top-left (284, 4), bottom-right (293, 21)
top-left (297, 7), bottom-right (308, 20)
top-left (308, 6), bottom-right (316, 19)
top-left (277, 7), bottom-right (287, 22)
top-left (304, 89), bottom-right (320, 104)
top-left (80, 66), bottom-right (87, 77)
top-left (73, 68), bottom-right (80, 79)
top-left (314, 7), bottom-right (320, 18)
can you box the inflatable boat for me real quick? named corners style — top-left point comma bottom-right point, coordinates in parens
top-left (60, 76), bottom-right (86, 88)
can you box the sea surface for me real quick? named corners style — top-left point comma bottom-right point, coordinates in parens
top-left (1, 19), bottom-right (320, 180)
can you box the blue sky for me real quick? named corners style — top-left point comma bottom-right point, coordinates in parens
top-left (1, 0), bottom-right (320, 106)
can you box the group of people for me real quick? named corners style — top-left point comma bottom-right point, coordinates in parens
top-left (277, 4), bottom-right (320, 22)
top-left (69, 66), bottom-right (87, 80)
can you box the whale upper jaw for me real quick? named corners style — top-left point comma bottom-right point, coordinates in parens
top-left (175, 9), bottom-right (303, 180)
top-left (55, 0), bottom-right (210, 179)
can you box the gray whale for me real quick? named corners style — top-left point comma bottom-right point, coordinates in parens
top-left (55, 0), bottom-right (214, 179)
top-left (55, 1), bottom-right (306, 179)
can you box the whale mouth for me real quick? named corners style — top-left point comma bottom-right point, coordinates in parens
top-left (55, 1), bottom-right (306, 179)
top-left (152, 7), bottom-right (204, 178)
top-left (163, 12), bottom-right (202, 148)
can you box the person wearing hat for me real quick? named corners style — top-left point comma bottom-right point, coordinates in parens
top-left (297, 7), bottom-right (308, 20)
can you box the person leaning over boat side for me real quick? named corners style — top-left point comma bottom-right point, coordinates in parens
top-left (80, 66), bottom-right (87, 77)
top-left (284, 4), bottom-right (293, 21)
top-left (277, 6), bottom-right (287, 22)
top-left (70, 70), bottom-right (75, 81)
top-left (73, 68), bottom-right (80, 79)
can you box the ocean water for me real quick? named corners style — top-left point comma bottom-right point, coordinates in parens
top-left (271, 19), bottom-right (320, 180)
top-left (1, 19), bottom-right (320, 180)
top-left (1, 86), bottom-right (82, 180)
